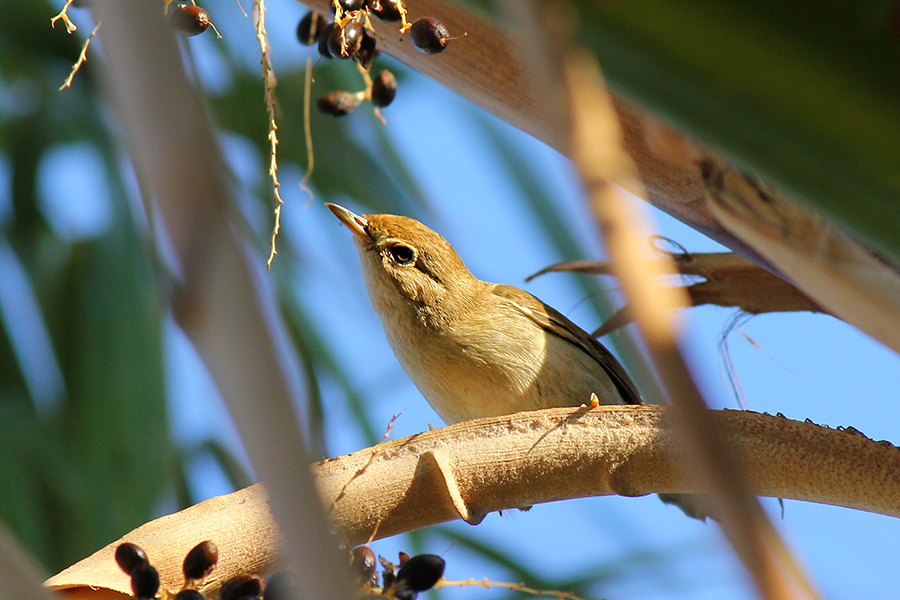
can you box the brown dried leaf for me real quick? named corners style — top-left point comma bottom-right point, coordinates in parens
top-left (528, 252), bottom-right (823, 336)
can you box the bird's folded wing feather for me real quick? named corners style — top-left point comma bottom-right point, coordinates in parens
top-left (491, 285), bottom-right (643, 405)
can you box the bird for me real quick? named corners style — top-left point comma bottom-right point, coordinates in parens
top-left (326, 202), bottom-right (704, 518)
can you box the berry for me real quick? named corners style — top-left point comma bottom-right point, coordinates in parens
top-left (342, 22), bottom-right (365, 55)
top-left (317, 91), bottom-right (362, 117)
top-left (325, 22), bottom-right (363, 59)
top-left (115, 543), bottom-right (149, 576)
top-left (371, 70), bottom-right (397, 107)
top-left (354, 31), bottom-right (377, 70)
top-left (326, 25), bottom-right (348, 58)
top-left (297, 11), bottom-right (328, 46)
top-left (130, 563), bottom-right (160, 600)
top-left (174, 591), bottom-right (205, 600)
top-left (219, 574), bottom-right (265, 600)
top-left (367, 0), bottom-right (402, 22)
top-left (182, 540), bottom-right (218, 581)
top-left (395, 554), bottom-right (445, 592)
top-left (350, 546), bottom-right (378, 587)
top-left (329, 0), bottom-right (364, 16)
top-left (317, 22), bottom-right (337, 58)
top-left (410, 17), bottom-right (450, 54)
top-left (169, 4), bottom-right (211, 36)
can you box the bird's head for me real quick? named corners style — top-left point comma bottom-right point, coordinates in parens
top-left (326, 203), bottom-right (479, 321)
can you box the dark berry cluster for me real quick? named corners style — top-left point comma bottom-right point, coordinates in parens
top-left (351, 547), bottom-right (446, 600)
top-left (168, 3), bottom-right (220, 37)
top-left (115, 543), bottom-right (160, 600)
top-left (298, 1), bottom-right (457, 118)
top-left (115, 540), bottom-right (228, 600)
top-left (115, 541), bottom-right (443, 600)
top-left (116, 541), bottom-right (216, 599)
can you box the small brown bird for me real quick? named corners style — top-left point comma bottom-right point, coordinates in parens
top-left (326, 203), bottom-right (641, 423)
top-left (327, 203), bottom-right (706, 519)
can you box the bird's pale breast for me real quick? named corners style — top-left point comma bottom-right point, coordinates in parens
top-left (373, 289), bottom-right (624, 424)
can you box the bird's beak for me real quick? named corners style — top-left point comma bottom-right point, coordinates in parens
top-left (326, 203), bottom-right (370, 242)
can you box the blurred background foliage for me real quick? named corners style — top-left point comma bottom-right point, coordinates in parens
top-left (0, 0), bottom-right (172, 570)
top-left (2, 0), bottom-right (899, 598)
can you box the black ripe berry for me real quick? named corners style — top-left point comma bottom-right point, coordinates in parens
top-left (130, 563), bottom-right (161, 600)
top-left (173, 591), bottom-right (205, 600)
top-left (367, 0), bottom-right (402, 22)
top-left (317, 22), bottom-right (336, 58)
top-left (327, 25), bottom-right (350, 59)
top-left (182, 540), bottom-right (218, 581)
top-left (297, 11), bottom-right (328, 45)
top-left (410, 17), bottom-right (450, 54)
top-left (342, 22), bottom-right (364, 55)
top-left (371, 70), bottom-right (397, 107)
top-left (219, 574), bottom-right (266, 600)
top-left (341, 0), bottom-right (366, 11)
top-left (329, 0), bottom-right (364, 16)
top-left (169, 4), bottom-right (211, 36)
top-left (355, 31), bottom-right (377, 70)
top-left (317, 91), bottom-right (362, 117)
top-left (395, 554), bottom-right (445, 592)
top-left (115, 543), bottom-right (149, 576)
top-left (326, 26), bottom-right (343, 58)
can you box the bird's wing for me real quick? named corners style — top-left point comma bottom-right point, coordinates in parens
top-left (491, 284), bottom-right (643, 405)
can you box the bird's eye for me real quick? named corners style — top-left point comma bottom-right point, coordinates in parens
top-left (388, 244), bottom-right (415, 265)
